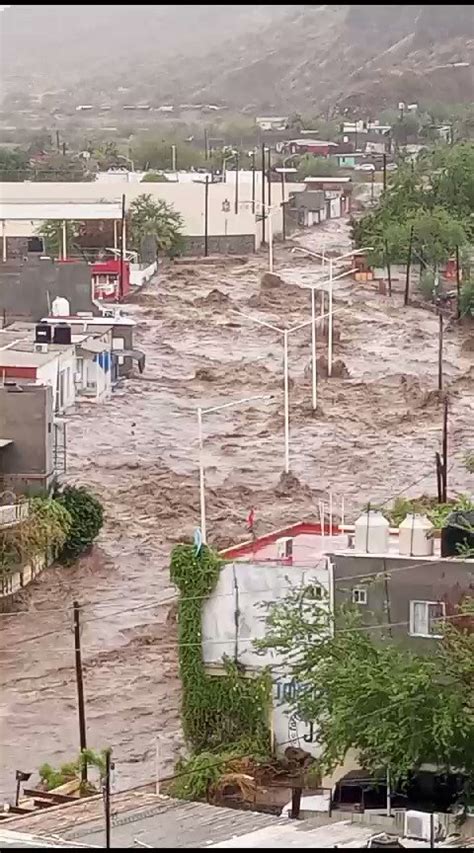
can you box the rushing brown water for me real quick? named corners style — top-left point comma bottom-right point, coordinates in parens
top-left (1, 221), bottom-right (472, 800)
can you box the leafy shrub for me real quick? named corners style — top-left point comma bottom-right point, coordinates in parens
top-left (56, 486), bottom-right (104, 564)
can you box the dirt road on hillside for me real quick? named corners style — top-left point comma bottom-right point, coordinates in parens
top-left (1, 219), bottom-right (473, 799)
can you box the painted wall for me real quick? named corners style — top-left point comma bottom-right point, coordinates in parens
top-left (0, 179), bottom-right (304, 247)
top-left (201, 560), bottom-right (329, 757)
top-left (0, 258), bottom-right (96, 322)
top-left (0, 383), bottom-right (54, 494)
top-left (36, 346), bottom-right (76, 412)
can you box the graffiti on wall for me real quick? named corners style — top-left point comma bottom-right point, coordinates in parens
top-left (272, 676), bottom-right (320, 756)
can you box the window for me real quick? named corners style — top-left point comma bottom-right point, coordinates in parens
top-left (352, 587), bottom-right (367, 605)
top-left (410, 601), bottom-right (445, 638)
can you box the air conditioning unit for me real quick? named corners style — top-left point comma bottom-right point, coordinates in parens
top-left (277, 536), bottom-right (293, 560)
top-left (34, 343), bottom-right (48, 353)
top-left (404, 811), bottom-right (437, 841)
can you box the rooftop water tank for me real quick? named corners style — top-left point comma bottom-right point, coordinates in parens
top-left (399, 513), bottom-right (434, 557)
top-left (354, 509), bottom-right (389, 554)
top-left (51, 296), bottom-right (70, 317)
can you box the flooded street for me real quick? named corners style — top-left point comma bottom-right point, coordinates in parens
top-left (1, 221), bottom-right (473, 800)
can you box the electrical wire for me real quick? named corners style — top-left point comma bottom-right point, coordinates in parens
top-left (0, 610), bottom-right (470, 657)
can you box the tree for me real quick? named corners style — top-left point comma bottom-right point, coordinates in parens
top-left (30, 153), bottom-right (95, 182)
top-left (56, 486), bottom-right (104, 564)
top-left (0, 147), bottom-right (29, 181)
top-left (294, 154), bottom-right (341, 180)
top-left (141, 171), bottom-right (169, 182)
top-left (260, 593), bottom-right (474, 788)
top-left (128, 193), bottom-right (184, 258)
top-left (37, 220), bottom-right (80, 258)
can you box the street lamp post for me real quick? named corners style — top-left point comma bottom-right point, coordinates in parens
top-left (292, 246), bottom-right (373, 377)
top-left (235, 311), bottom-right (320, 472)
top-left (240, 199), bottom-right (280, 273)
top-left (197, 394), bottom-right (273, 542)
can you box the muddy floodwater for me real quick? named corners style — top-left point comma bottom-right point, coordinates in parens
top-left (1, 221), bottom-right (473, 799)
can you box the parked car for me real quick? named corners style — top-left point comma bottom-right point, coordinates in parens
top-left (355, 163), bottom-right (376, 172)
top-left (386, 162), bottom-right (398, 171)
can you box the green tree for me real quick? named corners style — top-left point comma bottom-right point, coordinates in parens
top-left (56, 486), bottom-right (104, 564)
top-left (37, 220), bottom-right (80, 258)
top-left (0, 147), bottom-right (29, 181)
top-left (30, 153), bottom-right (95, 182)
top-left (260, 594), bottom-right (474, 788)
top-left (141, 171), bottom-right (169, 182)
top-left (460, 279), bottom-right (474, 318)
top-left (128, 193), bottom-right (184, 258)
top-left (294, 154), bottom-right (341, 180)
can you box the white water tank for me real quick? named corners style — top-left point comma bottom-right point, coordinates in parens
top-left (399, 513), bottom-right (434, 557)
top-left (354, 510), bottom-right (389, 553)
top-left (51, 296), bottom-right (70, 317)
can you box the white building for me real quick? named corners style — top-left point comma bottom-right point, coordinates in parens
top-left (201, 521), bottom-right (348, 759)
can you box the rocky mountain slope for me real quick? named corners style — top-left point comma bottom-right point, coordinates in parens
top-left (1, 5), bottom-right (473, 112)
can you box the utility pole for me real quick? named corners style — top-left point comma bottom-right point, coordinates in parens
top-left (119, 193), bottom-right (126, 302)
top-left (404, 225), bottom-right (414, 306)
top-left (455, 244), bottom-right (461, 319)
top-left (103, 748), bottom-right (113, 849)
top-left (204, 176), bottom-right (209, 258)
top-left (250, 150), bottom-right (256, 214)
top-left (204, 127), bottom-right (209, 161)
top-left (438, 313), bottom-right (444, 391)
top-left (384, 240), bottom-right (392, 296)
top-left (56, 130), bottom-right (60, 152)
top-left (234, 152), bottom-right (239, 215)
top-left (370, 170), bottom-right (375, 203)
top-left (382, 152), bottom-right (387, 191)
top-left (73, 601), bottom-right (87, 784)
top-left (267, 147), bottom-right (272, 209)
top-left (260, 144), bottom-right (266, 244)
top-left (442, 398), bottom-right (448, 503)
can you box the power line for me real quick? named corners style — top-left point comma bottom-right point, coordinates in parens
top-left (0, 610), bottom-right (470, 658)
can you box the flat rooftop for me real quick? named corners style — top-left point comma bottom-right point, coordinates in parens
top-left (221, 522), bottom-right (346, 565)
top-left (220, 521), bottom-right (446, 564)
top-left (0, 348), bottom-right (58, 367)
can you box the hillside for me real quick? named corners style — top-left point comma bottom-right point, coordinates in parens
top-left (1, 4), bottom-right (473, 113)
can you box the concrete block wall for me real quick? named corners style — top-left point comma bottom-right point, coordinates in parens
top-left (0, 258), bottom-right (97, 322)
top-left (182, 234), bottom-right (255, 256)
top-left (0, 383), bottom-right (54, 495)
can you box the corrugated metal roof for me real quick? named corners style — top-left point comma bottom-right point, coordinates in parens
top-left (1, 792), bottom-right (283, 848)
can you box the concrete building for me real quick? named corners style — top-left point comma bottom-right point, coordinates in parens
top-left (202, 522), bottom-right (347, 759)
top-left (0, 346), bottom-right (75, 413)
top-left (0, 178), bottom-right (304, 256)
top-left (303, 176), bottom-right (352, 216)
top-left (286, 139), bottom-right (338, 157)
top-left (40, 313), bottom-right (142, 378)
top-left (0, 257), bottom-right (97, 322)
top-left (256, 116), bottom-right (288, 131)
top-left (329, 520), bottom-right (474, 652)
top-left (0, 382), bottom-right (63, 495)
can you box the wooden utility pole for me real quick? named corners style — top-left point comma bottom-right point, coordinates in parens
top-left (442, 397), bottom-right (448, 503)
top-left (204, 176), bottom-right (209, 257)
top-left (435, 452), bottom-right (443, 503)
top-left (438, 313), bottom-right (444, 391)
top-left (260, 144), bottom-right (266, 244)
top-left (384, 240), bottom-right (392, 297)
top-left (455, 244), bottom-right (461, 319)
top-left (73, 601), bottom-right (87, 783)
top-left (404, 225), bottom-right (414, 306)
top-left (382, 152), bottom-right (387, 191)
top-left (103, 748), bottom-right (113, 849)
